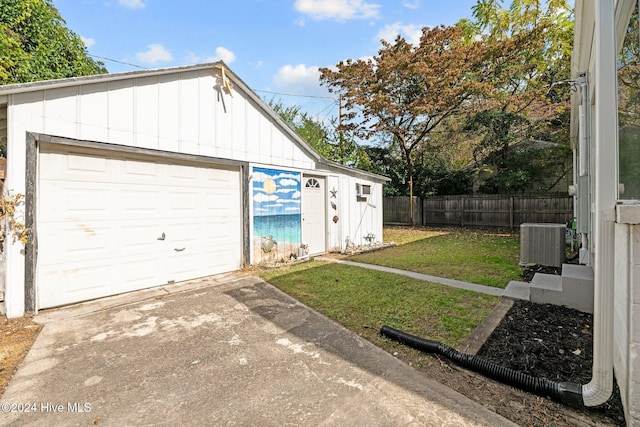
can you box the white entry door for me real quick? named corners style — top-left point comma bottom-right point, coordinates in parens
top-left (36, 144), bottom-right (242, 309)
top-left (302, 176), bottom-right (326, 255)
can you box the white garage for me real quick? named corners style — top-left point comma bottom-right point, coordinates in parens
top-left (36, 143), bottom-right (242, 309)
top-left (0, 62), bottom-right (386, 317)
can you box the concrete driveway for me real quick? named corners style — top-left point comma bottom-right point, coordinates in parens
top-left (1, 274), bottom-right (515, 426)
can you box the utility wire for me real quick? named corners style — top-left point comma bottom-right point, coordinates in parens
top-left (88, 54), bottom-right (338, 110)
top-left (88, 54), bottom-right (149, 70)
top-left (254, 89), bottom-right (335, 100)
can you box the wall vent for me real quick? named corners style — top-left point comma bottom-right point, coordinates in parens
top-left (520, 223), bottom-right (566, 267)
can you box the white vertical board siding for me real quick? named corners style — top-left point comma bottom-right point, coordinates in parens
top-left (178, 72), bottom-right (200, 149)
top-left (107, 79), bottom-right (135, 146)
top-left (135, 76), bottom-right (160, 149)
top-left (79, 83), bottom-right (109, 142)
top-left (342, 176), bottom-right (384, 247)
top-left (9, 69), bottom-right (317, 169)
top-left (44, 87), bottom-right (78, 137)
top-left (36, 144), bottom-right (242, 309)
top-left (158, 75), bottom-right (180, 153)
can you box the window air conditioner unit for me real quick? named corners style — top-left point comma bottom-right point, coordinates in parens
top-left (356, 184), bottom-right (371, 197)
top-left (520, 223), bottom-right (566, 268)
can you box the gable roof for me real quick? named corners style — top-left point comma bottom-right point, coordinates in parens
top-left (0, 62), bottom-right (388, 183)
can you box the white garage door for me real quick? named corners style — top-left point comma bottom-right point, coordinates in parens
top-left (37, 144), bottom-right (243, 309)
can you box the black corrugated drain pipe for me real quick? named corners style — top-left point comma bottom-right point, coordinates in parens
top-left (380, 325), bottom-right (584, 408)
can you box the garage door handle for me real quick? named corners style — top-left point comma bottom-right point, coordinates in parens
top-left (157, 232), bottom-right (165, 241)
top-left (174, 247), bottom-right (185, 252)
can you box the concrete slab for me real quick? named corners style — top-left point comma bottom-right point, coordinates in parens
top-left (502, 281), bottom-right (531, 301)
top-left (1, 275), bottom-right (515, 427)
top-left (531, 273), bottom-right (563, 290)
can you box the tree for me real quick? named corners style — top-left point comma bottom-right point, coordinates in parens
top-left (0, 0), bottom-right (106, 85)
top-left (268, 99), bottom-right (371, 169)
top-left (457, 0), bottom-right (574, 193)
top-left (320, 25), bottom-right (496, 203)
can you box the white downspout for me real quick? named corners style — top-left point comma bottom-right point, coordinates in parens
top-left (582, 0), bottom-right (617, 407)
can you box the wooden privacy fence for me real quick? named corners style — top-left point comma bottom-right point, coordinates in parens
top-left (383, 196), bottom-right (422, 225)
top-left (384, 195), bottom-right (574, 228)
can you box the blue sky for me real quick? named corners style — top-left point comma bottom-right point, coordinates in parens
top-left (53, 0), bottom-right (480, 119)
top-left (252, 167), bottom-right (301, 217)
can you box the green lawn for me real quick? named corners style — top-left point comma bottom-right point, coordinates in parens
top-left (260, 261), bottom-right (500, 350)
top-left (259, 226), bottom-right (520, 359)
top-left (351, 226), bottom-right (522, 288)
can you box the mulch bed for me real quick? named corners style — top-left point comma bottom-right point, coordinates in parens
top-left (477, 299), bottom-right (626, 426)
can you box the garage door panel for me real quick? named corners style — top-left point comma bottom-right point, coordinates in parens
top-left (38, 224), bottom-right (115, 263)
top-left (38, 263), bottom-right (113, 308)
top-left (42, 153), bottom-right (114, 184)
top-left (121, 222), bottom-right (166, 249)
top-left (37, 146), bottom-right (242, 309)
top-left (123, 159), bottom-right (160, 181)
top-left (65, 265), bottom-right (112, 292)
top-left (169, 163), bottom-right (197, 180)
top-left (122, 189), bottom-right (163, 214)
top-left (118, 257), bottom-right (163, 288)
top-left (39, 182), bottom-right (114, 221)
top-left (165, 222), bottom-right (199, 245)
top-left (166, 191), bottom-right (199, 212)
top-left (65, 226), bottom-right (111, 251)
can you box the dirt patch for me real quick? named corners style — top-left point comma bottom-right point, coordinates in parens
top-left (398, 300), bottom-right (625, 427)
top-left (0, 316), bottom-right (41, 397)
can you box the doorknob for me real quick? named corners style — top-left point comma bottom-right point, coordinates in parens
top-left (174, 247), bottom-right (185, 252)
top-left (157, 232), bottom-right (165, 241)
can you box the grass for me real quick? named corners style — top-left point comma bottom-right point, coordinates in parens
top-left (352, 226), bottom-right (522, 288)
top-left (258, 226), bottom-right (521, 361)
top-left (259, 261), bottom-right (500, 351)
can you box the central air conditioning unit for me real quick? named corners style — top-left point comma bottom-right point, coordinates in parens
top-left (520, 223), bottom-right (566, 268)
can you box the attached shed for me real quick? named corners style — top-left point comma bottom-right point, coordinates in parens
top-left (0, 62), bottom-right (387, 317)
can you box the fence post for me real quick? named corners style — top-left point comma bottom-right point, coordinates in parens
top-left (509, 196), bottom-right (514, 229)
top-left (412, 196), bottom-right (422, 226)
top-left (460, 197), bottom-right (464, 227)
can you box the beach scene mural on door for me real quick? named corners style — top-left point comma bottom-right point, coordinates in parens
top-left (252, 167), bottom-right (303, 263)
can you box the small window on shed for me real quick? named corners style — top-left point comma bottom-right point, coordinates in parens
top-left (356, 183), bottom-right (371, 202)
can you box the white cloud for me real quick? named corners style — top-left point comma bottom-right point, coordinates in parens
top-left (136, 44), bottom-right (173, 64)
top-left (277, 172), bottom-right (300, 180)
top-left (292, 191), bottom-right (301, 199)
top-left (273, 64), bottom-right (331, 98)
top-left (185, 46), bottom-right (236, 65)
top-left (81, 37), bottom-right (95, 48)
top-left (295, 0), bottom-right (381, 21)
top-left (376, 22), bottom-right (423, 46)
top-left (252, 171), bottom-right (271, 183)
top-left (254, 193), bottom-right (279, 203)
top-left (403, 1), bottom-right (420, 9)
top-left (279, 178), bottom-right (298, 187)
top-left (213, 46), bottom-right (236, 64)
top-left (118, 0), bottom-right (145, 9)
